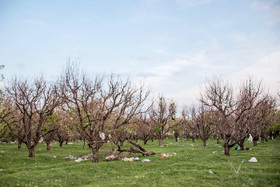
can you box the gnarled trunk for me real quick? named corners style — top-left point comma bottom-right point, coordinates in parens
top-left (91, 147), bottom-right (99, 163)
top-left (253, 136), bottom-right (258, 146)
top-left (143, 139), bottom-right (148, 145)
top-left (28, 146), bottom-right (36, 157)
top-left (18, 140), bottom-right (22, 149)
top-left (224, 144), bottom-right (230, 156)
top-left (46, 141), bottom-right (51, 151)
top-left (238, 138), bottom-right (245, 150)
top-left (158, 138), bottom-right (163, 147)
top-left (202, 139), bottom-right (207, 146)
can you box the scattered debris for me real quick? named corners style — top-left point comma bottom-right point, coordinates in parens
top-left (0, 169), bottom-right (3, 171)
top-left (0, 151), bottom-right (5, 153)
top-left (190, 144), bottom-right (194, 147)
top-left (248, 134), bottom-right (253, 142)
top-left (142, 159), bottom-right (150, 163)
top-left (123, 157), bottom-right (140, 162)
top-left (132, 157), bottom-right (140, 161)
top-left (99, 132), bottom-right (105, 140)
top-left (68, 142), bottom-right (73, 145)
top-left (208, 169), bottom-right (213, 174)
top-left (161, 153), bottom-right (176, 158)
top-left (65, 153), bottom-right (91, 162)
top-left (212, 151), bottom-right (216, 154)
top-left (234, 145), bottom-right (240, 150)
top-left (124, 157), bottom-right (134, 162)
top-left (75, 158), bottom-right (82, 162)
top-left (248, 157), bottom-right (257, 163)
top-left (229, 160), bottom-right (244, 174)
top-left (53, 156), bottom-right (56, 159)
top-left (105, 155), bottom-right (118, 161)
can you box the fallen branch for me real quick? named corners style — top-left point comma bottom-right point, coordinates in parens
top-left (117, 139), bottom-right (156, 156)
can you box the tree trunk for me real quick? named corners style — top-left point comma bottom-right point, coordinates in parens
top-left (192, 137), bottom-right (195, 143)
top-left (175, 135), bottom-right (179, 142)
top-left (216, 137), bottom-right (220, 144)
top-left (253, 140), bottom-right (257, 146)
top-left (18, 140), bottom-right (22, 149)
top-left (202, 139), bottom-right (207, 146)
top-left (224, 144), bottom-right (230, 156)
top-left (253, 137), bottom-right (258, 146)
top-left (59, 141), bottom-right (63, 147)
top-left (91, 147), bottom-right (99, 163)
top-left (28, 147), bottom-right (36, 157)
top-left (120, 140), bottom-right (124, 147)
top-left (238, 138), bottom-right (245, 150)
top-left (159, 138), bottom-right (163, 147)
top-left (143, 139), bottom-right (148, 145)
top-left (46, 141), bottom-right (51, 151)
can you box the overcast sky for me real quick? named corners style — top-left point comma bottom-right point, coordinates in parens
top-left (0, 0), bottom-right (279, 109)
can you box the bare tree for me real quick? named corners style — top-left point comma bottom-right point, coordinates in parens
top-left (60, 64), bottom-right (150, 163)
top-left (0, 77), bottom-right (61, 157)
top-left (200, 78), bottom-right (270, 155)
top-left (136, 114), bottom-right (153, 144)
top-left (170, 110), bottom-right (185, 142)
top-left (200, 78), bottom-right (242, 156)
top-left (249, 96), bottom-right (276, 146)
top-left (150, 96), bottom-right (176, 147)
top-left (191, 105), bottom-right (215, 146)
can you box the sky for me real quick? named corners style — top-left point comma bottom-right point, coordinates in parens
top-left (0, 0), bottom-right (280, 110)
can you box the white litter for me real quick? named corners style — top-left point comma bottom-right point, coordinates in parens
top-left (53, 156), bottom-right (56, 158)
top-left (99, 132), bottom-right (105, 140)
top-left (248, 157), bottom-right (257, 162)
top-left (75, 158), bottom-right (83, 162)
top-left (208, 169), bottom-right (213, 174)
top-left (142, 159), bottom-right (150, 163)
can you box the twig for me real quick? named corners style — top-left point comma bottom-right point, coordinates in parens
top-left (228, 160), bottom-right (244, 174)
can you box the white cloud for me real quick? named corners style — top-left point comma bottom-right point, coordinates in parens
top-left (136, 58), bottom-right (191, 85)
top-left (233, 50), bottom-right (280, 95)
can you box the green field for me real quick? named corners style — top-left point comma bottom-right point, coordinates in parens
top-left (0, 138), bottom-right (279, 187)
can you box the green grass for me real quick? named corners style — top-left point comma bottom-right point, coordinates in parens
top-left (0, 138), bottom-right (279, 187)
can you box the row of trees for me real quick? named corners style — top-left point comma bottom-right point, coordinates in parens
top-left (0, 64), bottom-right (279, 162)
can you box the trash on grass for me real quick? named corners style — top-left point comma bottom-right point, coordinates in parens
top-left (124, 157), bottom-right (134, 162)
top-left (248, 157), bottom-right (257, 163)
top-left (105, 155), bottom-right (118, 160)
top-left (208, 169), bottom-right (213, 174)
top-left (161, 153), bottom-right (176, 157)
top-left (142, 159), bottom-right (150, 163)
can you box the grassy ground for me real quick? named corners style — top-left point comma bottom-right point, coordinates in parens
top-left (0, 138), bottom-right (279, 187)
